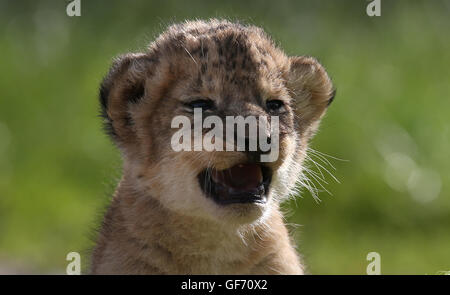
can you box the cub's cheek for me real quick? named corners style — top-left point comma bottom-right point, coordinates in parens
top-left (278, 134), bottom-right (297, 160)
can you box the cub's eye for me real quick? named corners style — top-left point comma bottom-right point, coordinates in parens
top-left (266, 99), bottom-right (285, 112)
top-left (185, 99), bottom-right (215, 111)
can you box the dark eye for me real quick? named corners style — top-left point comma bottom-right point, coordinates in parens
top-left (185, 99), bottom-right (215, 111)
top-left (266, 99), bottom-right (284, 112)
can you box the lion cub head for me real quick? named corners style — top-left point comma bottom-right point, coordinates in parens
top-left (99, 20), bottom-right (334, 226)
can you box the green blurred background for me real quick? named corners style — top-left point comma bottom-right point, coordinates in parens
top-left (0, 0), bottom-right (449, 274)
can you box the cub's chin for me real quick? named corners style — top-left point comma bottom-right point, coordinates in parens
top-left (198, 163), bottom-right (274, 225)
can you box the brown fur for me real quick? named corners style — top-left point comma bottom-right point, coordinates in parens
top-left (91, 19), bottom-right (334, 274)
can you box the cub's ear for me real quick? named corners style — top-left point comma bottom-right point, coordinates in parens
top-left (99, 53), bottom-right (151, 146)
top-left (286, 56), bottom-right (335, 128)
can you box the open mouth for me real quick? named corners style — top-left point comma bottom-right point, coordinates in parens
top-left (198, 163), bottom-right (272, 205)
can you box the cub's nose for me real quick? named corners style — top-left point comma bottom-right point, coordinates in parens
top-left (236, 134), bottom-right (272, 163)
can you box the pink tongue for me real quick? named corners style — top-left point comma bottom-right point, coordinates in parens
top-left (211, 164), bottom-right (263, 190)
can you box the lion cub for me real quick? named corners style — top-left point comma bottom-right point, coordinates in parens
top-left (91, 19), bottom-right (335, 274)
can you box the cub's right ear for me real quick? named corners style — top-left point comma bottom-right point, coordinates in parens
top-left (99, 53), bottom-right (151, 146)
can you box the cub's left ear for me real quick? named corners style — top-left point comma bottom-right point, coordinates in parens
top-left (286, 56), bottom-right (335, 125)
top-left (99, 53), bottom-right (152, 147)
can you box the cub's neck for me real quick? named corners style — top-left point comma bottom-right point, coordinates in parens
top-left (91, 177), bottom-right (302, 274)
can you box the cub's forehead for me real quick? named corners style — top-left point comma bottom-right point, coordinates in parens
top-left (148, 20), bottom-right (290, 99)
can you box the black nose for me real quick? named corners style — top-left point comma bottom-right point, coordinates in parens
top-left (235, 134), bottom-right (271, 163)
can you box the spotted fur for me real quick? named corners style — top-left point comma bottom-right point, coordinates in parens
top-left (91, 19), bottom-right (335, 274)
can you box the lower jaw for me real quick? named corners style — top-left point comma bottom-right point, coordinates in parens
top-left (208, 193), bottom-right (268, 206)
top-left (197, 166), bottom-right (272, 206)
